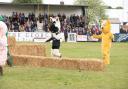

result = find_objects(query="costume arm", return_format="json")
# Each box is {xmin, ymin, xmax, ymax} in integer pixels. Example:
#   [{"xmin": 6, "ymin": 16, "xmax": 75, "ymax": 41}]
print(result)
[
  {"xmin": 45, "ymin": 37, "xmax": 53, "ymax": 42},
  {"xmin": 110, "ymin": 33, "xmax": 114, "ymax": 40},
  {"xmin": 92, "ymin": 34, "xmax": 102, "ymax": 39}
]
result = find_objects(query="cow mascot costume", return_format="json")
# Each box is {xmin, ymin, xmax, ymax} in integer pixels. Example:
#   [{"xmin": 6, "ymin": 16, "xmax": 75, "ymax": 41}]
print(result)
[
  {"xmin": 45, "ymin": 16, "xmax": 62, "ymax": 58},
  {"xmin": 92, "ymin": 20, "xmax": 114, "ymax": 65},
  {"xmin": 0, "ymin": 16, "xmax": 8, "ymax": 76}
]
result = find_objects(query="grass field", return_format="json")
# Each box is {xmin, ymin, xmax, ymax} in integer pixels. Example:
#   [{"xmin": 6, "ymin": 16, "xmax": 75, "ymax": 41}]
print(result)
[{"xmin": 0, "ymin": 42, "xmax": 128, "ymax": 89}]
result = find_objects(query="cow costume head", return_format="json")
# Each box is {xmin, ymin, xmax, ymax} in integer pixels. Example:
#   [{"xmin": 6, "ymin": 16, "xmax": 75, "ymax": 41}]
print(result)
[{"xmin": 49, "ymin": 16, "xmax": 61, "ymax": 33}]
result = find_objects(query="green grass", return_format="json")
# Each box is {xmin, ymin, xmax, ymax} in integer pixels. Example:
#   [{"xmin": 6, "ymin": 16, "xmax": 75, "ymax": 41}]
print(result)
[{"xmin": 0, "ymin": 42, "xmax": 128, "ymax": 89}]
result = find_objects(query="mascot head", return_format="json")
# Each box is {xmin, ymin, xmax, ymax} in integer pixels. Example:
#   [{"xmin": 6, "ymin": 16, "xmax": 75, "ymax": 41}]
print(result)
[
  {"xmin": 101, "ymin": 20, "xmax": 111, "ymax": 34},
  {"xmin": 49, "ymin": 16, "xmax": 60, "ymax": 33}
]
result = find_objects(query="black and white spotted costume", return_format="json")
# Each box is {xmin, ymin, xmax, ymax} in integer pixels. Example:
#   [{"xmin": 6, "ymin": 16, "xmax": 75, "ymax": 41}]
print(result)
[{"xmin": 46, "ymin": 17, "xmax": 62, "ymax": 58}]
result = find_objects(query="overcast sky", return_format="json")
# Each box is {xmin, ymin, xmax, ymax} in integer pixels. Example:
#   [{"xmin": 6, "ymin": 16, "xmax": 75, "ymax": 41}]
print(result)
[{"xmin": 0, "ymin": 0, "xmax": 127, "ymax": 8}]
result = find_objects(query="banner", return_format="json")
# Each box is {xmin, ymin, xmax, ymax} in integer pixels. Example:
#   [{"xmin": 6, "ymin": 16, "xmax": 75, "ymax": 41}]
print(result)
[
  {"xmin": 114, "ymin": 33, "xmax": 128, "ymax": 42},
  {"xmin": 87, "ymin": 35, "xmax": 98, "ymax": 42},
  {"xmin": 77, "ymin": 35, "xmax": 87, "ymax": 41},
  {"xmin": 8, "ymin": 32, "xmax": 64, "ymax": 42},
  {"xmin": 9, "ymin": 32, "xmax": 128, "ymax": 42},
  {"xmin": 8, "ymin": 32, "xmax": 101, "ymax": 42},
  {"xmin": 8, "ymin": 32, "xmax": 50, "ymax": 42}
]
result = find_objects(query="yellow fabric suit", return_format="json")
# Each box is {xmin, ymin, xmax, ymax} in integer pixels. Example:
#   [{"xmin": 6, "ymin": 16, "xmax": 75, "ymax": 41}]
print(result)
[{"xmin": 93, "ymin": 20, "xmax": 113, "ymax": 65}]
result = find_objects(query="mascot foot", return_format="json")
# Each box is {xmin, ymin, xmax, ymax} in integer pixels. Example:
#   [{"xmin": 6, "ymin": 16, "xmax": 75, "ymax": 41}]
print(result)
[
  {"xmin": 0, "ymin": 66, "xmax": 3, "ymax": 76},
  {"xmin": 60, "ymin": 54, "xmax": 62, "ymax": 58},
  {"xmin": 7, "ymin": 59, "xmax": 13, "ymax": 67},
  {"xmin": 103, "ymin": 60, "xmax": 110, "ymax": 65},
  {"xmin": 52, "ymin": 53, "xmax": 62, "ymax": 59}
]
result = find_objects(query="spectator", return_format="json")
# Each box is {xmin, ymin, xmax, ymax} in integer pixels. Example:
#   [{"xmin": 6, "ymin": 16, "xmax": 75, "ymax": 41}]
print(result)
[
  {"xmin": 13, "ymin": 21, "xmax": 19, "ymax": 32},
  {"xmin": 31, "ymin": 19, "xmax": 37, "ymax": 32},
  {"xmin": 3, "ymin": 12, "xmax": 88, "ymax": 35},
  {"xmin": 64, "ymin": 28, "xmax": 68, "ymax": 42},
  {"xmin": 37, "ymin": 19, "xmax": 43, "ymax": 32}
]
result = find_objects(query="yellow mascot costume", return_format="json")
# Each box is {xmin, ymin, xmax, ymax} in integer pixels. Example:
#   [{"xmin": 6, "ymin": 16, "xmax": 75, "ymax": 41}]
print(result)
[{"xmin": 93, "ymin": 20, "xmax": 114, "ymax": 65}]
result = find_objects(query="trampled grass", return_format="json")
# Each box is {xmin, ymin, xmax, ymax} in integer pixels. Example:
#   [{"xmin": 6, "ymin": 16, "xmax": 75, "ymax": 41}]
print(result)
[{"xmin": 0, "ymin": 42, "xmax": 128, "ymax": 89}]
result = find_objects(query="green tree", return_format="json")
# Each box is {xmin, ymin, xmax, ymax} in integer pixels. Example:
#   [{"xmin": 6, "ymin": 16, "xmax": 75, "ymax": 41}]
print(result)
[
  {"xmin": 115, "ymin": 6, "xmax": 123, "ymax": 9},
  {"xmin": 74, "ymin": 0, "xmax": 107, "ymax": 25},
  {"xmin": 13, "ymin": 0, "xmax": 42, "ymax": 3}
]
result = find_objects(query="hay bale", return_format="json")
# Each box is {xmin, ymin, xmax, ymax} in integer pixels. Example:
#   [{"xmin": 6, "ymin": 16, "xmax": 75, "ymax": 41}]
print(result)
[
  {"xmin": 25, "ymin": 56, "xmax": 43, "ymax": 66},
  {"xmin": 8, "ymin": 36, "xmax": 46, "ymax": 57},
  {"xmin": 8, "ymin": 36, "xmax": 16, "ymax": 55},
  {"xmin": 8, "ymin": 36, "xmax": 16, "ymax": 46},
  {"xmin": 59, "ymin": 59, "xmax": 79, "ymax": 69},
  {"xmin": 12, "ymin": 55, "xmax": 104, "ymax": 71},
  {"xmin": 41, "ymin": 57, "xmax": 60, "ymax": 68},
  {"xmin": 14, "ymin": 44, "xmax": 46, "ymax": 56},
  {"xmin": 78, "ymin": 59, "xmax": 104, "ymax": 71},
  {"xmin": 42, "ymin": 57, "xmax": 104, "ymax": 71},
  {"xmin": 12, "ymin": 55, "xmax": 28, "ymax": 66},
  {"xmin": 40, "ymin": 57, "xmax": 79, "ymax": 70},
  {"xmin": 13, "ymin": 55, "xmax": 43, "ymax": 67}
]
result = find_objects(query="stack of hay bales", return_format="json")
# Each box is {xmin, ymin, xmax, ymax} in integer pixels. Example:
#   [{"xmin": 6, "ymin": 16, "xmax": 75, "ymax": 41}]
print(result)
[
  {"xmin": 8, "ymin": 36, "xmax": 46, "ymax": 65},
  {"xmin": 8, "ymin": 36, "xmax": 104, "ymax": 71}
]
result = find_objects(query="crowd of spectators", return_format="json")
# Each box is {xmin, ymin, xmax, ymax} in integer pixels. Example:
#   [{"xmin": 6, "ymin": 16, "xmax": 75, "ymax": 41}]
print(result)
[{"xmin": 1, "ymin": 12, "xmax": 100, "ymax": 35}]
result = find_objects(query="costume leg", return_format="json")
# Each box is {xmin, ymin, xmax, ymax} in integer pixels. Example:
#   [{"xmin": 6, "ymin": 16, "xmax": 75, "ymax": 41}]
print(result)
[
  {"xmin": 52, "ymin": 49, "xmax": 61, "ymax": 58},
  {"xmin": 0, "ymin": 66, "xmax": 3, "ymax": 76},
  {"xmin": 102, "ymin": 47, "xmax": 110, "ymax": 65},
  {"xmin": 51, "ymin": 49, "xmax": 54, "ymax": 57},
  {"xmin": 7, "ymin": 51, "xmax": 13, "ymax": 67}
]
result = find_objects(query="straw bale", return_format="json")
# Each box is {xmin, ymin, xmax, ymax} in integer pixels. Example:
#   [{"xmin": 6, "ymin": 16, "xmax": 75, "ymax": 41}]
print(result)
[
  {"xmin": 42, "ymin": 58, "xmax": 104, "ymax": 71},
  {"xmin": 26, "ymin": 56, "xmax": 43, "ymax": 66},
  {"xmin": 12, "ymin": 55, "xmax": 28, "ymax": 66},
  {"xmin": 14, "ymin": 44, "xmax": 46, "ymax": 56},
  {"xmin": 13, "ymin": 55, "xmax": 43, "ymax": 67},
  {"xmin": 40, "ymin": 57, "xmax": 79, "ymax": 70},
  {"xmin": 12, "ymin": 55, "xmax": 104, "ymax": 71},
  {"xmin": 57, "ymin": 59, "xmax": 79, "ymax": 69},
  {"xmin": 8, "ymin": 36, "xmax": 16, "ymax": 46},
  {"xmin": 7, "ymin": 36, "xmax": 46, "ymax": 57},
  {"xmin": 78, "ymin": 59, "xmax": 104, "ymax": 71},
  {"xmin": 41, "ymin": 57, "xmax": 60, "ymax": 68},
  {"xmin": 8, "ymin": 36, "xmax": 16, "ymax": 55}
]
